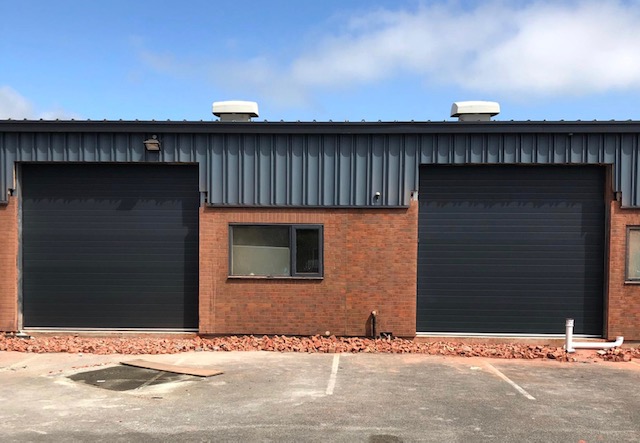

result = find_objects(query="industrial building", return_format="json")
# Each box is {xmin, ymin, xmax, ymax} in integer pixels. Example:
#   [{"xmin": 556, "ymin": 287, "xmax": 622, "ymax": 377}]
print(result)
[{"xmin": 0, "ymin": 101, "xmax": 638, "ymax": 340}]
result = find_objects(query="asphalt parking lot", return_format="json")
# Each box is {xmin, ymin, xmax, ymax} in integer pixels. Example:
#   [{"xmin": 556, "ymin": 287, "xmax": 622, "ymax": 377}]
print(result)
[{"xmin": 1, "ymin": 351, "xmax": 639, "ymax": 442}]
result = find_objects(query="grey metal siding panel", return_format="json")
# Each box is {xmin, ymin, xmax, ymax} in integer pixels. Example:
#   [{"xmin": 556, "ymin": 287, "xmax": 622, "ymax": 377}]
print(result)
[
  {"xmin": 0, "ymin": 126, "xmax": 639, "ymax": 207},
  {"xmin": 417, "ymin": 165, "xmax": 605, "ymax": 335}
]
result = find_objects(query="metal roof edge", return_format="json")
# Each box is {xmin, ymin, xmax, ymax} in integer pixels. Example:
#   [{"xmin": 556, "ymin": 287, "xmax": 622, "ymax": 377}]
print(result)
[
  {"xmin": 203, "ymin": 203, "xmax": 411, "ymax": 209},
  {"xmin": 2, "ymin": 120, "xmax": 640, "ymax": 134}
]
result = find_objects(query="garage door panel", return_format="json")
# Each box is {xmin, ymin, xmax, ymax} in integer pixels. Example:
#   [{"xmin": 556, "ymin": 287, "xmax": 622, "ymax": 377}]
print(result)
[
  {"xmin": 24, "ymin": 253, "xmax": 195, "ymax": 264},
  {"xmin": 420, "ymin": 256, "xmax": 601, "ymax": 264},
  {"xmin": 27, "ymin": 291, "xmax": 198, "ymax": 304},
  {"xmin": 417, "ymin": 165, "xmax": 605, "ymax": 335},
  {"xmin": 420, "ymin": 281, "xmax": 603, "ymax": 290},
  {"xmin": 23, "ymin": 252, "xmax": 196, "ymax": 265},
  {"xmin": 22, "ymin": 163, "xmax": 199, "ymax": 329},
  {"xmin": 422, "ymin": 228, "xmax": 603, "ymax": 236},
  {"xmin": 24, "ymin": 285, "xmax": 198, "ymax": 297},
  {"xmin": 419, "ymin": 265, "xmax": 597, "ymax": 276},
  {"xmin": 25, "ymin": 307, "xmax": 195, "ymax": 329},
  {"xmin": 23, "ymin": 219, "xmax": 198, "ymax": 231},
  {"xmin": 418, "ymin": 295, "xmax": 603, "ymax": 308},
  {"xmin": 421, "ymin": 222, "xmax": 604, "ymax": 231}
]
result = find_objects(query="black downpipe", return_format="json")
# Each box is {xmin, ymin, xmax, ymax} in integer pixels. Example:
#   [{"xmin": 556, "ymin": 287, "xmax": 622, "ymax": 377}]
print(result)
[{"xmin": 371, "ymin": 310, "xmax": 377, "ymax": 339}]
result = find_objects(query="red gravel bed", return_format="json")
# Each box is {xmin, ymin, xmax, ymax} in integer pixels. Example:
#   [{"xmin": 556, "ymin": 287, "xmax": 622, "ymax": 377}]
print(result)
[{"xmin": 1, "ymin": 334, "xmax": 639, "ymax": 362}]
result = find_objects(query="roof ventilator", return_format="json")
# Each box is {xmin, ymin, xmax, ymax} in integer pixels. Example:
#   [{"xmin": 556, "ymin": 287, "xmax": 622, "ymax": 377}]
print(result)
[
  {"xmin": 212, "ymin": 100, "xmax": 259, "ymax": 122},
  {"xmin": 451, "ymin": 101, "xmax": 500, "ymax": 122}
]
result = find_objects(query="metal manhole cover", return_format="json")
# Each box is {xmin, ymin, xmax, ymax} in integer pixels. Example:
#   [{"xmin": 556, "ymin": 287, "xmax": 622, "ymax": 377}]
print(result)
[{"xmin": 68, "ymin": 365, "xmax": 197, "ymax": 391}]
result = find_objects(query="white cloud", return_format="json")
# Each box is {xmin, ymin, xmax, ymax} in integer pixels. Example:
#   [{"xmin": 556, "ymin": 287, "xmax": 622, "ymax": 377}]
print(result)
[
  {"xmin": 286, "ymin": 0, "xmax": 640, "ymax": 96},
  {"xmin": 463, "ymin": 1, "xmax": 640, "ymax": 94},
  {"xmin": 138, "ymin": 1, "xmax": 640, "ymax": 105},
  {"xmin": 0, "ymin": 86, "xmax": 35, "ymax": 119},
  {"xmin": 0, "ymin": 86, "xmax": 79, "ymax": 120}
]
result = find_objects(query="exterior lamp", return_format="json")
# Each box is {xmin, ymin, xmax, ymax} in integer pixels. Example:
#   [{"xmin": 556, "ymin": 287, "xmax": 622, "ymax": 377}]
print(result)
[{"xmin": 144, "ymin": 135, "xmax": 161, "ymax": 151}]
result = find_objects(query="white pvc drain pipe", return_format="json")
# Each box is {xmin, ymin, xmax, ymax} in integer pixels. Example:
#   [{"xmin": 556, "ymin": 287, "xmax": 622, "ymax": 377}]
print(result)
[{"xmin": 564, "ymin": 318, "xmax": 624, "ymax": 353}]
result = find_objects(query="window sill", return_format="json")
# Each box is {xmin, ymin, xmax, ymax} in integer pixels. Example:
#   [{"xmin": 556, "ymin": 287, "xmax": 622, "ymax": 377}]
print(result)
[
  {"xmin": 624, "ymin": 280, "xmax": 640, "ymax": 285},
  {"xmin": 227, "ymin": 275, "xmax": 323, "ymax": 281}
]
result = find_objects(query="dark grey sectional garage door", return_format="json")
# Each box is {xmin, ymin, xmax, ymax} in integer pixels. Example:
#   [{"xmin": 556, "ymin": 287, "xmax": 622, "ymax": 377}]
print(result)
[
  {"xmin": 417, "ymin": 165, "xmax": 605, "ymax": 335},
  {"xmin": 22, "ymin": 163, "xmax": 199, "ymax": 329}
]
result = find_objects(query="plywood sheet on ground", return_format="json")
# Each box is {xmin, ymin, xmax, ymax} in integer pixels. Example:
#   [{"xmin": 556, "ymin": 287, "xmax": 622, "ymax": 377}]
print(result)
[{"xmin": 121, "ymin": 359, "xmax": 223, "ymax": 377}]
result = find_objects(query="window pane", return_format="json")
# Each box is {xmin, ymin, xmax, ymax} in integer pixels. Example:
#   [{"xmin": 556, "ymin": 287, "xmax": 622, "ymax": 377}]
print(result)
[
  {"xmin": 295, "ymin": 228, "xmax": 320, "ymax": 274},
  {"xmin": 233, "ymin": 226, "xmax": 289, "ymax": 247},
  {"xmin": 232, "ymin": 226, "xmax": 290, "ymax": 276},
  {"xmin": 628, "ymin": 229, "xmax": 640, "ymax": 279}
]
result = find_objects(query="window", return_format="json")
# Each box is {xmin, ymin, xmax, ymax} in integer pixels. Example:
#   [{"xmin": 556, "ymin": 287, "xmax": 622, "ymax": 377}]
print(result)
[
  {"xmin": 230, "ymin": 225, "xmax": 323, "ymax": 277},
  {"xmin": 627, "ymin": 227, "xmax": 640, "ymax": 281}
]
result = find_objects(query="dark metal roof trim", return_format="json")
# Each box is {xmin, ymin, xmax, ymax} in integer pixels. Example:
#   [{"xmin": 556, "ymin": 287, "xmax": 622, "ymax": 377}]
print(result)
[
  {"xmin": 3, "ymin": 120, "xmax": 640, "ymax": 134},
  {"xmin": 203, "ymin": 203, "xmax": 411, "ymax": 209}
]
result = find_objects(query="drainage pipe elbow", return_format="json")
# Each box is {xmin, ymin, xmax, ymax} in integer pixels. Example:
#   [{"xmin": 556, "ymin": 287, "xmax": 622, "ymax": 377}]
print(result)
[
  {"xmin": 564, "ymin": 318, "xmax": 624, "ymax": 353},
  {"xmin": 567, "ymin": 336, "xmax": 624, "ymax": 352}
]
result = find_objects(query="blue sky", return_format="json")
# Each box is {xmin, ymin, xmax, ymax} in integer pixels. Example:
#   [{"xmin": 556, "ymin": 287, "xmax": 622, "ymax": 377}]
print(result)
[{"xmin": 2, "ymin": 0, "xmax": 640, "ymax": 122}]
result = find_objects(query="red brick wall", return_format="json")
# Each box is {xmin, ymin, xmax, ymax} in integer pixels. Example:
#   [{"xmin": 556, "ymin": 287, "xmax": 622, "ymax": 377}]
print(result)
[
  {"xmin": 608, "ymin": 200, "xmax": 640, "ymax": 340},
  {"xmin": 0, "ymin": 198, "xmax": 18, "ymax": 331},
  {"xmin": 199, "ymin": 201, "xmax": 418, "ymax": 337}
]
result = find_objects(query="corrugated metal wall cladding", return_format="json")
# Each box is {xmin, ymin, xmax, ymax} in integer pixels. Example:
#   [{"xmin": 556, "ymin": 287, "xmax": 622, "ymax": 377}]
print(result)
[
  {"xmin": 198, "ymin": 133, "xmax": 414, "ymax": 206},
  {"xmin": 1, "ymin": 130, "xmax": 640, "ymax": 206}
]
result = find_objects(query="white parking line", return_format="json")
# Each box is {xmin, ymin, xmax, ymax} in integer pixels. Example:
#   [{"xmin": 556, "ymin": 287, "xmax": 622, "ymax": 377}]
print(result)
[
  {"xmin": 135, "ymin": 371, "xmax": 165, "ymax": 390},
  {"xmin": 485, "ymin": 363, "xmax": 536, "ymax": 400},
  {"xmin": 325, "ymin": 354, "xmax": 340, "ymax": 395}
]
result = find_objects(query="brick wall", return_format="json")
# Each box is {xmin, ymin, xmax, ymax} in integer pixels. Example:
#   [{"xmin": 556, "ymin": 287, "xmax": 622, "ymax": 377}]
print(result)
[
  {"xmin": 0, "ymin": 198, "xmax": 18, "ymax": 331},
  {"xmin": 199, "ymin": 201, "xmax": 418, "ymax": 337},
  {"xmin": 608, "ymin": 200, "xmax": 640, "ymax": 340}
]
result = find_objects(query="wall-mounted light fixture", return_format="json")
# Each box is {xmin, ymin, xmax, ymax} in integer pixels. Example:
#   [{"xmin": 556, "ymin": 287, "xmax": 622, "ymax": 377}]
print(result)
[{"xmin": 143, "ymin": 135, "xmax": 161, "ymax": 151}]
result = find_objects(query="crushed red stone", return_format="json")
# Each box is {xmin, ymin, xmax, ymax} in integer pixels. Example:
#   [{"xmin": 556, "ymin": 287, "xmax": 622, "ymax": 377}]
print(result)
[{"xmin": 1, "ymin": 334, "xmax": 638, "ymax": 362}]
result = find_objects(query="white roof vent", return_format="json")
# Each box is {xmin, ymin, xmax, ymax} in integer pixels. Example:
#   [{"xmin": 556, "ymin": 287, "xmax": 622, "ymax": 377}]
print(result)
[
  {"xmin": 212, "ymin": 100, "xmax": 259, "ymax": 122},
  {"xmin": 451, "ymin": 101, "xmax": 500, "ymax": 121}
]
